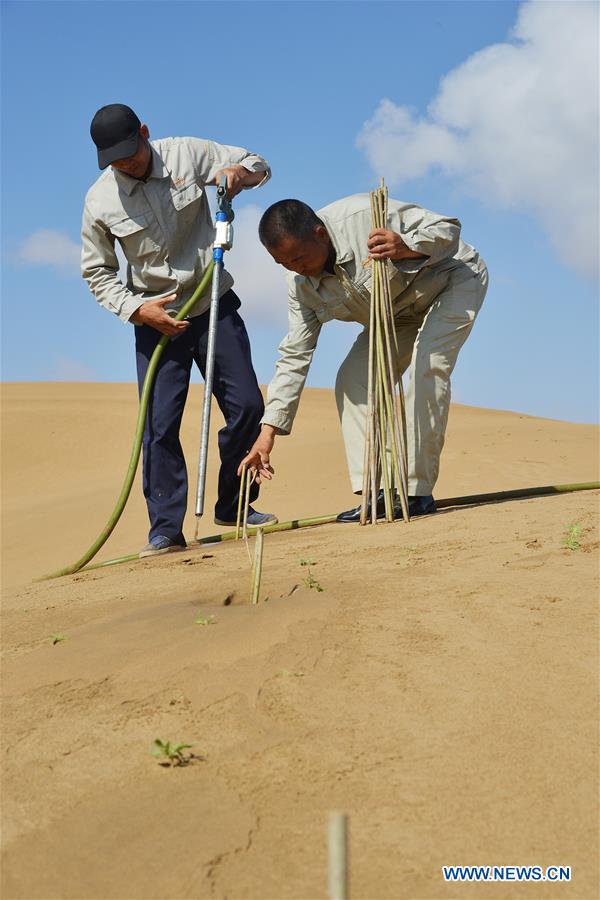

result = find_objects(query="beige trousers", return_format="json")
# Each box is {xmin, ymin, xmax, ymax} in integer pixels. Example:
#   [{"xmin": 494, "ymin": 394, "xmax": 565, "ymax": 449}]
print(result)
[{"xmin": 335, "ymin": 269, "xmax": 488, "ymax": 495}]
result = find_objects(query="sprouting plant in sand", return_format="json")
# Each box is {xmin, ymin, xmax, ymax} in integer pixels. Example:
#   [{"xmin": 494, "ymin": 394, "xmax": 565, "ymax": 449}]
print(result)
[
  {"xmin": 278, "ymin": 668, "xmax": 305, "ymax": 678},
  {"xmin": 152, "ymin": 739, "xmax": 194, "ymax": 767},
  {"xmin": 49, "ymin": 634, "xmax": 67, "ymax": 645},
  {"xmin": 194, "ymin": 614, "xmax": 216, "ymax": 626},
  {"xmin": 304, "ymin": 570, "xmax": 324, "ymax": 592},
  {"xmin": 299, "ymin": 557, "xmax": 317, "ymax": 567},
  {"xmin": 562, "ymin": 524, "xmax": 582, "ymax": 550}
]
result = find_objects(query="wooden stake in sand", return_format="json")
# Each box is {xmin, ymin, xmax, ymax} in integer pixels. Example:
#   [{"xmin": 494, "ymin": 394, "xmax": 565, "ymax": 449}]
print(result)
[
  {"xmin": 360, "ymin": 179, "xmax": 410, "ymax": 525},
  {"xmin": 249, "ymin": 527, "xmax": 264, "ymax": 605},
  {"xmin": 328, "ymin": 812, "xmax": 349, "ymax": 900}
]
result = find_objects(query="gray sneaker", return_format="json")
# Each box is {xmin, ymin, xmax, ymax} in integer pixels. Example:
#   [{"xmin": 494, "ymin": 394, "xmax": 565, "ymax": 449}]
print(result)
[
  {"xmin": 214, "ymin": 508, "xmax": 279, "ymax": 528},
  {"xmin": 139, "ymin": 535, "xmax": 187, "ymax": 558}
]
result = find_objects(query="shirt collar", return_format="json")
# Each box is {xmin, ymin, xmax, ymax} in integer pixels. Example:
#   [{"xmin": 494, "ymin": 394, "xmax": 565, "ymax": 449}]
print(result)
[
  {"xmin": 113, "ymin": 145, "xmax": 169, "ymax": 195},
  {"xmin": 306, "ymin": 217, "xmax": 353, "ymax": 289}
]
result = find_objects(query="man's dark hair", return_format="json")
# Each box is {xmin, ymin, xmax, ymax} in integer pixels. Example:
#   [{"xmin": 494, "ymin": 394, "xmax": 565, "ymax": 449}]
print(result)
[{"xmin": 258, "ymin": 200, "xmax": 323, "ymax": 248}]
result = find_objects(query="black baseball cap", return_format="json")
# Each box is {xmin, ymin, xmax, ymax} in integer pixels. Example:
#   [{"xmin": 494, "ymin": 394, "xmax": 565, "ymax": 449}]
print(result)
[{"xmin": 90, "ymin": 104, "xmax": 142, "ymax": 169}]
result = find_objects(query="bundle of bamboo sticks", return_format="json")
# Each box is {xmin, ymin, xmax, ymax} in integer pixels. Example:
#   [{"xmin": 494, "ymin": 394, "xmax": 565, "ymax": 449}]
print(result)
[{"xmin": 360, "ymin": 179, "xmax": 410, "ymax": 525}]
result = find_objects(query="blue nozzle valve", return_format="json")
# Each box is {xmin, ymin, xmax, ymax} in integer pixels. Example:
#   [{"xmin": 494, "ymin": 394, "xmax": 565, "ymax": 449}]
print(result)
[
  {"xmin": 216, "ymin": 175, "xmax": 235, "ymax": 222},
  {"xmin": 214, "ymin": 176, "xmax": 234, "ymax": 256}
]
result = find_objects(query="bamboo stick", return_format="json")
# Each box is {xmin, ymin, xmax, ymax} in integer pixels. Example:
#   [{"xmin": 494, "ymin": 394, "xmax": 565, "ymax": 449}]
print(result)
[
  {"xmin": 377, "ymin": 377, "xmax": 393, "ymax": 520},
  {"xmin": 360, "ymin": 343, "xmax": 374, "ymax": 525},
  {"xmin": 235, "ymin": 464, "xmax": 247, "ymax": 540},
  {"xmin": 378, "ymin": 278, "xmax": 410, "ymax": 521},
  {"xmin": 328, "ymin": 812, "xmax": 349, "ymax": 900},
  {"xmin": 250, "ymin": 527, "xmax": 264, "ymax": 604},
  {"xmin": 375, "ymin": 305, "xmax": 394, "ymax": 520},
  {"xmin": 380, "ymin": 181, "xmax": 409, "ymax": 519},
  {"xmin": 369, "ymin": 350, "xmax": 378, "ymax": 524},
  {"xmin": 381, "ymin": 260, "xmax": 409, "ymax": 454},
  {"xmin": 242, "ymin": 468, "xmax": 255, "ymax": 541},
  {"xmin": 378, "ymin": 246, "xmax": 410, "ymax": 519},
  {"xmin": 361, "ymin": 199, "xmax": 379, "ymax": 526},
  {"xmin": 374, "ymin": 281, "xmax": 402, "ymax": 517}
]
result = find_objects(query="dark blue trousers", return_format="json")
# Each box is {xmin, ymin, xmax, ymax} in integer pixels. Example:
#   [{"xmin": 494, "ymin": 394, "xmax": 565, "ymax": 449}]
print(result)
[{"xmin": 135, "ymin": 290, "xmax": 262, "ymax": 543}]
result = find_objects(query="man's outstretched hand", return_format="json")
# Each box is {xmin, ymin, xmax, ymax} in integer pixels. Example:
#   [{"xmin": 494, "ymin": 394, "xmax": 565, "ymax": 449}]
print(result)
[{"xmin": 238, "ymin": 425, "xmax": 277, "ymax": 484}]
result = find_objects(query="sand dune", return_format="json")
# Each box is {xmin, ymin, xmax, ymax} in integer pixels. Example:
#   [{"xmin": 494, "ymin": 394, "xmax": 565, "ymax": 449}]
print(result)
[
  {"xmin": 1, "ymin": 383, "xmax": 598, "ymax": 899},
  {"xmin": 2, "ymin": 383, "xmax": 597, "ymax": 587}
]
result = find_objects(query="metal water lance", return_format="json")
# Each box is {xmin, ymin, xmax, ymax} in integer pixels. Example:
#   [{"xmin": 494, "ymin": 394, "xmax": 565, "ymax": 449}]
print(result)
[{"xmin": 194, "ymin": 176, "xmax": 235, "ymax": 536}]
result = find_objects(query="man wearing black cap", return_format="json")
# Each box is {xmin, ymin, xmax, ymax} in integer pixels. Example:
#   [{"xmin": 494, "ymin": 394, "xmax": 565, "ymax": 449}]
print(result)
[{"xmin": 82, "ymin": 104, "xmax": 277, "ymax": 556}]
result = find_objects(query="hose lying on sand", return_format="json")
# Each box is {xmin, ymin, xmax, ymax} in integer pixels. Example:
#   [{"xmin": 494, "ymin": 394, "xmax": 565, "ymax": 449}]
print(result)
[
  {"xmin": 39, "ymin": 481, "xmax": 599, "ymax": 580},
  {"xmin": 41, "ymin": 263, "xmax": 215, "ymax": 581}
]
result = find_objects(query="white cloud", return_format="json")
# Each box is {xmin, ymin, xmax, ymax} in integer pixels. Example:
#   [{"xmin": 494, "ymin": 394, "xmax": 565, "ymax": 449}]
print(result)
[
  {"xmin": 225, "ymin": 204, "xmax": 289, "ymax": 328},
  {"xmin": 18, "ymin": 229, "xmax": 81, "ymax": 274},
  {"xmin": 357, "ymin": 0, "xmax": 599, "ymax": 277}
]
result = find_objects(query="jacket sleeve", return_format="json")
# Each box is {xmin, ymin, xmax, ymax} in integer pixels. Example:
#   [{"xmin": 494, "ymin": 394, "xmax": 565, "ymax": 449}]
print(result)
[
  {"xmin": 189, "ymin": 138, "xmax": 271, "ymax": 188},
  {"xmin": 81, "ymin": 202, "xmax": 144, "ymax": 323},
  {"xmin": 261, "ymin": 288, "xmax": 322, "ymax": 435},
  {"xmin": 389, "ymin": 202, "xmax": 462, "ymax": 272}
]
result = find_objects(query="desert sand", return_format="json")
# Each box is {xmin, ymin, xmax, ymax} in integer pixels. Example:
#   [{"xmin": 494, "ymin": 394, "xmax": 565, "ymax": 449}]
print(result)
[{"xmin": 1, "ymin": 382, "xmax": 598, "ymax": 899}]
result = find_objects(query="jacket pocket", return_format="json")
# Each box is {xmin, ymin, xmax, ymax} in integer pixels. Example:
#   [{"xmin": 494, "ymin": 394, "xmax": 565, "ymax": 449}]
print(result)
[
  {"xmin": 171, "ymin": 182, "xmax": 204, "ymax": 237},
  {"xmin": 171, "ymin": 181, "xmax": 203, "ymax": 211},
  {"xmin": 110, "ymin": 214, "xmax": 159, "ymax": 259}
]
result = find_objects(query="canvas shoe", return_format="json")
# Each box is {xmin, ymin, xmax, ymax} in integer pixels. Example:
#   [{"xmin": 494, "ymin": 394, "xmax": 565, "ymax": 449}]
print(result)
[
  {"xmin": 214, "ymin": 508, "xmax": 278, "ymax": 528},
  {"xmin": 139, "ymin": 535, "xmax": 187, "ymax": 558}
]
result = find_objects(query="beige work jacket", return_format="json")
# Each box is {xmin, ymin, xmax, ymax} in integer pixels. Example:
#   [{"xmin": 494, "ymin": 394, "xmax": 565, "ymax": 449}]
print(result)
[
  {"xmin": 81, "ymin": 137, "xmax": 270, "ymax": 323},
  {"xmin": 262, "ymin": 193, "xmax": 486, "ymax": 434}
]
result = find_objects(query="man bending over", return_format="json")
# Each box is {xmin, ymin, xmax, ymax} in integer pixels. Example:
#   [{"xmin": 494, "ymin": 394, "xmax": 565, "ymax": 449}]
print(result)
[{"xmin": 240, "ymin": 194, "xmax": 488, "ymax": 521}]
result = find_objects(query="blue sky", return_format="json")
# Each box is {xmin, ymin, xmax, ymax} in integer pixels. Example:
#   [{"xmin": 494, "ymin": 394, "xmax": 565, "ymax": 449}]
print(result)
[{"xmin": 1, "ymin": 0, "xmax": 598, "ymax": 423}]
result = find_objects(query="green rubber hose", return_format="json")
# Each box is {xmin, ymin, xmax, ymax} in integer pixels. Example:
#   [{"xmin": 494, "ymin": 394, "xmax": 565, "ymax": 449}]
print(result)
[
  {"xmin": 42, "ymin": 263, "xmax": 214, "ymax": 579},
  {"xmin": 39, "ymin": 480, "xmax": 599, "ymax": 579}
]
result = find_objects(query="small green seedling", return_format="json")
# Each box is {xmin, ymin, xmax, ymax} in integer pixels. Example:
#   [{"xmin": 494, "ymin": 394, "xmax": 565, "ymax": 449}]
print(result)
[
  {"xmin": 304, "ymin": 570, "xmax": 324, "ymax": 592},
  {"xmin": 299, "ymin": 557, "xmax": 317, "ymax": 567},
  {"xmin": 152, "ymin": 738, "xmax": 194, "ymax": 767},
  {"xmin": 194, "ymin": 614, "xmax": 216, "ymax": 626},
  {"xmin": 562, "ymin": 524, "xmax": 582, "ymax": 551},
  {"xmin": 49, "ymin": 634, "xmax": 67, "ymax": 645},
  {"xmin": 278, "ymin": 668, "xmax": 305, "ymax": 678}
]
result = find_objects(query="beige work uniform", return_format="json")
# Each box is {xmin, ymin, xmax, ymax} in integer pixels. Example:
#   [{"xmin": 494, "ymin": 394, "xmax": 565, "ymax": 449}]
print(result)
[
  {"xmin": 81, "ymin": 137, "xmax": 270, "ymax": 322},
  {"xmin": 262, "ymin": 194, "xmax": 488, "ymax": 495}
]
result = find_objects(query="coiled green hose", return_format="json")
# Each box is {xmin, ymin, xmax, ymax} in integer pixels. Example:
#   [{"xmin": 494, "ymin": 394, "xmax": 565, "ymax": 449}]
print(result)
[{"xmin": 42, "ymin": 263, "xmax": 214, "ymax": 579}]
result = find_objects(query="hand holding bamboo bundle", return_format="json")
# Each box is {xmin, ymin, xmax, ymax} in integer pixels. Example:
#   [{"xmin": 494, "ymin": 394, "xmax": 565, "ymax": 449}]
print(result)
[{"xmin": 360, "ymin": 180, "xmax": 410, "ymax": 525}]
